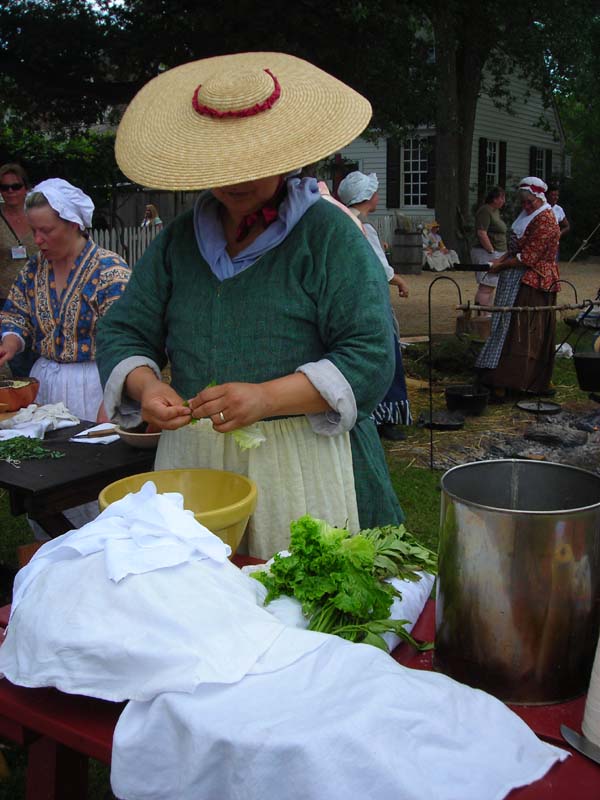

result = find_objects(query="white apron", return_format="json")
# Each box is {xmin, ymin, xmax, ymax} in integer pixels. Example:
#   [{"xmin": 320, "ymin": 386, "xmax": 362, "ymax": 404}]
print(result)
[{"xmin": 155, "ymin": 416, "xmax": 360, "ymax": 559}]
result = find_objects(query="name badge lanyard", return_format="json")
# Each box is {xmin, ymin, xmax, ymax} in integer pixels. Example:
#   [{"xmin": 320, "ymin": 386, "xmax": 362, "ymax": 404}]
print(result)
[{"xmin": 1, "ymin": 211, "xmax": 28, "ymax": 259}]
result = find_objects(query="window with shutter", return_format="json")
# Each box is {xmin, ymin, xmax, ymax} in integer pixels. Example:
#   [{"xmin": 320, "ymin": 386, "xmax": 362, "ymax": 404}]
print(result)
[
  {"xmin": 401, "ymin": 137, "xmax": 429, "ymax": 208},
  {"xmin": 545, "ymin": 149, "xmax": 553, "ymax": 182},
  {"xmin": 386, "ymin": 139, "xmax": 401, "ymax": 208}
]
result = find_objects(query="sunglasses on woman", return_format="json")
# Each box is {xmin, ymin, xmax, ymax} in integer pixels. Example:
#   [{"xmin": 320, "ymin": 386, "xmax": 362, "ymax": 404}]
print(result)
[{"xmin": 0, "ymin": 182, "xmax": 24, "ymax": 192}]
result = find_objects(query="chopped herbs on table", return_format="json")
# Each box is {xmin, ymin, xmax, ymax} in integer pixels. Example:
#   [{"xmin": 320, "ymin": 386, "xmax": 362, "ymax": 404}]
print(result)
[
  {"xmin": 253, "ymin": 515, "xmax": 437, "ymax": 652},
  {"xmin": 0, "ymin": 436, "xmax": 65, "ymax": 466}
]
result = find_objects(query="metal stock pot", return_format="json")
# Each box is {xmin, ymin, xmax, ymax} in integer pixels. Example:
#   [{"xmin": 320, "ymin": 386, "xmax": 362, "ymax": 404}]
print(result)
[{"xmin": 436, "ymin": 459, "xmax": 600, "ymax": 704}]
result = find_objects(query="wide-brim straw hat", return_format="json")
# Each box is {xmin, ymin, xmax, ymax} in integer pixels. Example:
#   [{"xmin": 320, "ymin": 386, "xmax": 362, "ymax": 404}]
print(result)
[{"xmin": 115, "ymin": 51, "xmax": 372, "ymax": 190}]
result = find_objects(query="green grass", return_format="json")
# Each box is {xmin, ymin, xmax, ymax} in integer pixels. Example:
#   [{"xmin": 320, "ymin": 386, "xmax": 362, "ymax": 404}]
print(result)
[{"xmin": 386, "ymin": 458, "xmax": 442, "ymax": 553}]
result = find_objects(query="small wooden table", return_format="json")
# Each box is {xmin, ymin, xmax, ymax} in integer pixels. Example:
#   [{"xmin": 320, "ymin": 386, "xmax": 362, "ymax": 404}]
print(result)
[{"xmin": 0, "ymin": 421, "xmax": 155, "ymax": 538}]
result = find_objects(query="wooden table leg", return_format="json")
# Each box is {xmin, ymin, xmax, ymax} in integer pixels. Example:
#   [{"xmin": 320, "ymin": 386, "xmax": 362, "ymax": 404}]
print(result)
[
  {"xmin": 28, "ymin": 512, "xmax": 73, "ymax": 538},
  {"xmin": 26, "ymin": 736, "xmax": 88, "ymax": 800}
]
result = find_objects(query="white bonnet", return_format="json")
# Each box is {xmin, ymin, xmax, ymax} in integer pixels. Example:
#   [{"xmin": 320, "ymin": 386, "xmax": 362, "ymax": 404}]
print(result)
[
  {"xmin": 337, "ymin": 171, "xmax": 378, "ymax": 206},
  {"xmin": 518, "ymin": 176, "xmax": 548, "ymax": 202},
  {"xmin": 28, "ymin": 178, "xmax": 95, "ymax": 230}
]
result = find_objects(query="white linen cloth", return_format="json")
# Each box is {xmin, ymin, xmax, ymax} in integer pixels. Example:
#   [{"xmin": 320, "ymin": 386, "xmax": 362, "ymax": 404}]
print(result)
[
  {"xmin": 0, "ymin": 482, "xmax": 300, "ymax": 700},
  {"xmin": 0, "ymin": 484, "xmax": 567, "ymax": 800},
  {"xmin": 70, "ymin": 422, "xmax": 119, "ymax": 445},
  {"xmin": 0, "ymin": 401, "xmax": 79, "ymax": 432},
  {"xmin": 112, "ymin": 636, "xmax": 567, "ymax": 800}
]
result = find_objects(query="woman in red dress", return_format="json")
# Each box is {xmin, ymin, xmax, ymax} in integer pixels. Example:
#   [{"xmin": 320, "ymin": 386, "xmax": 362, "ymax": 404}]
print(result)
[{"xmin": 476, "ymin": 177, "xmax": 560, "ymax": 397}]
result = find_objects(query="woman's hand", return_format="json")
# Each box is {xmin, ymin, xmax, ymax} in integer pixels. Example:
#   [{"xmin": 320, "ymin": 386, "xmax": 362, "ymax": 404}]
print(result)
[
  {"xmin": 96, "ymin": 401, "xmax": 111, "ymax": 424},
  {"xmin": 488, "ymin": 258, "xmax": 505, "ymax": 274},
  {"xmin": 188, "ymin": 382, "xmax": 268, "ymax": 432},
  {"xmin": 390, "ymin": 274, "xmax": 409, "ymax": 298},
  {"xmin": 140, "ymin": 382, "xmax": 192, "ymax": 430},
  {"xmin": 0, "ymin": 334, "xmax": 22, "ymax": 367}
]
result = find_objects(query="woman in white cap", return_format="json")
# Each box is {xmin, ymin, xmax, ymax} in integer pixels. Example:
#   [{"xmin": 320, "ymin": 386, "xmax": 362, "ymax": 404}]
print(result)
[
  {"xmin": 476, "ymin": 176, "xmax": 560, "ymax": 399},
  {"xmin": 0, "ymin": 178, "xmax": 131, "ymax": 421},
  {"xmin": 96, "ymin": 52, "xmax": 405, "ymax": 558},
  {"xmin": 337, "ymin": 170, "xmax": 412, "ymax": 441}
]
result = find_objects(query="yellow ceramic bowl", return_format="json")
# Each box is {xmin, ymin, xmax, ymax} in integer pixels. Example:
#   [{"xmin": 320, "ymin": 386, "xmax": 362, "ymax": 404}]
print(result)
[{"xmin": 98, "ymin": 468, "xmax": 257, "ymax": 554}]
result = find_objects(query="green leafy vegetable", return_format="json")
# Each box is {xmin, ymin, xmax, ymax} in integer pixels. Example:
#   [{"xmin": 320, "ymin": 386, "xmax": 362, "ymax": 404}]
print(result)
[
  {"xmin": 0, "ymin": 436, "xmax": 66, "ymax": 466},
  {"xmin": 230, "ymin": 425, "xmax": 266, "ymax": 450},
  {"xmin": 253, "ymin": 515, "xmax": 437, "ymax": 652},
  {"xmin": 185, "ymin": 381, "xmax": 266, "ymax": 449}
]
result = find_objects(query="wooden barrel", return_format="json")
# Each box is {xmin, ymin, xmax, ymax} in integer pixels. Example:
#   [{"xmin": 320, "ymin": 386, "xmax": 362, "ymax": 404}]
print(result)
[{"xmin": 391, "ymin": 231, "xmax": 423, "ymax": 274}]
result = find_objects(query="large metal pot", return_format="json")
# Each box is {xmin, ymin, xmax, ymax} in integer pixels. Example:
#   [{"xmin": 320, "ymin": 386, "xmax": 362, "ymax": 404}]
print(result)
[{"xmin": 436, "ymin": 459, "xmax": 600, "ymax": 704}]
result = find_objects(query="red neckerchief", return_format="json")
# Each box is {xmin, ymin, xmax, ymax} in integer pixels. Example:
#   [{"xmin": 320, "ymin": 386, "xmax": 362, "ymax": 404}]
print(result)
[{"xmin": 235, "ymin": 179, "xmax": 285, "ymax": 242}]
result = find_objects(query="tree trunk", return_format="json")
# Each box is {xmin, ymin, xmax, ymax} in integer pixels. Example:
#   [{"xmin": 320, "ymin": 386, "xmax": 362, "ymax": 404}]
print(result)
[
  {"xmin": 432, "ymin": 8, "xmax": 484, "ymax": 261},
  {"xmin": 432, "ymin": 8, "xmax": 461, "ymax": 256},
  {"xmin": 456, "ymin": 46, "xmax": 483, "ymax": 246}
]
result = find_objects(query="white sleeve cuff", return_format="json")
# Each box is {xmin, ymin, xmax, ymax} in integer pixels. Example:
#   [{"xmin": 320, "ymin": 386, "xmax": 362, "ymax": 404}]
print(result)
[
  {"xmin": 296, "ymin": 359, "xmax": 357, "ymax": 435},
  {"xmin": 103, "ymin": 356, "xmax": 162, "ymax": 429},
  {"xmin": 1, "ymin": 332, "xmax": 25, "ymax": 353}
]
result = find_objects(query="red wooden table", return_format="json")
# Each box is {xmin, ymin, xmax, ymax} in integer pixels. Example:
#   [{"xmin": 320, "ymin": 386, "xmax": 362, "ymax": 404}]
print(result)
[{"xmin": 0, "ymin": 563, "xmax": 598, "ymax": 799}]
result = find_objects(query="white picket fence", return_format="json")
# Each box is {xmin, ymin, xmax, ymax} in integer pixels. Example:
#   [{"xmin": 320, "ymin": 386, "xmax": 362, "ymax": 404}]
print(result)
[
  {"xmin": 91, "ymin": 215, "xmax": 425, "ymax": 266},
  {"xmin": 90, "ymin": 226, "xmax": 161, "ymax": 265}
]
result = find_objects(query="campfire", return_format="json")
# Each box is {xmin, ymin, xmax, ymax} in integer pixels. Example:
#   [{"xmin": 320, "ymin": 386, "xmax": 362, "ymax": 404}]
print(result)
[{"xmin": 414, "ymin": 405, "xmax": 600, "ymax": 473}]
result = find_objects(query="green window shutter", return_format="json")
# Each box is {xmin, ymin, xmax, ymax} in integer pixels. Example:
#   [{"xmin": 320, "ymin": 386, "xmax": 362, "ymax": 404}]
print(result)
[
  {"xmin": 426, "ymin": 136, "xmax": 436, "ymax": 209},
  {"xmin": 545, "ymin": 149, "xmax": 553, "ymax": 182},
  {"xmin": 386, "ymin": 139, "xmax": 401, "ymax": 208},
  {"xmin": 529, "ymin": 146, "xmax": 537, "ymax": 176},
  {"xmin": 499, "ymin": 141, "xmax": 507, "ymax": 188},
  {"xmin": 478, "ymin": 137, "xmax": 487, "ymax": 202}
]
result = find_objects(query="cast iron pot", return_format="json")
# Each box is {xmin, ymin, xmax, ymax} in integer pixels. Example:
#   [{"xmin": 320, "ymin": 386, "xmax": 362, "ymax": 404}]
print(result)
[
  {"xmin": 445, "ymin": 383, "xmax": 489, "ymax": 416},
  {"xmin": 573, "ymin": 352, "xmax": 600, "ymax": 392}
]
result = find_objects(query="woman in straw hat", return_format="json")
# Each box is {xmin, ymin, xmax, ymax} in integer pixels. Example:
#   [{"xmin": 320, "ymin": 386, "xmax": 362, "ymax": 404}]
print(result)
[
  {"xmin": 421, "ymin": 220, "xmax": 459, "ymax": 272},
  {"xmin": 97, "ymin": 52, "xmax": 404, "ymax": 558}
]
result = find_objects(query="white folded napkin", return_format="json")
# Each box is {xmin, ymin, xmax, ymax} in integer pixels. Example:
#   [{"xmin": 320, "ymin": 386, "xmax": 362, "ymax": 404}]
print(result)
[
  {"xmin": 70, "ymin": 422, "xmax": 119, "ymax": 445},
  {"xmin": 0, "ymin": 402, "xmax": 79, "ymax": 431},
  {"xmin": 0, "ymin": 423, "xmax": 49, "ymax": 440}
]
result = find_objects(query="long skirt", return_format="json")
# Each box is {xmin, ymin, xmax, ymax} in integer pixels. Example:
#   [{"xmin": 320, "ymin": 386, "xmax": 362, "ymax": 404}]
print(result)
[
  {"xmin": 478, "ymin": 284, "xmax": 556, "ymax": 394},
  {"xmin": 29, "ymin": 358, "xmax": 104, "ymax": 537},
  {"xmin": 371, "ymin": 335, "xmax": 412, "ymax": 426}
]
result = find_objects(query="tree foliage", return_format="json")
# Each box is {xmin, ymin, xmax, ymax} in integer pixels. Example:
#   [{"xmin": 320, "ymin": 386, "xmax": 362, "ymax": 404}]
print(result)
[{"xmin": 1, "ymin": 0, "xmax": 598, "ymax": 252}]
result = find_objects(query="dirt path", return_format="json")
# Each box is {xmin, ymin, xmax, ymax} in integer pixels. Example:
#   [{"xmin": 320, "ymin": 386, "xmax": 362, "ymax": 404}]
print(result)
[{"xmin": 391, "ymin": 259, "xmax": 600, "ymax": 337}]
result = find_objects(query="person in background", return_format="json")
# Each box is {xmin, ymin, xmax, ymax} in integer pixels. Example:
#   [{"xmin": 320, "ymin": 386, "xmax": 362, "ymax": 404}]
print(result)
[
  {"xmin": 141, "ymin": 203, "xmax": 163, "ymax": 229},
  {"xmin": 471, "ymin": 186, "xmax": 507, "ymax": 314},
  {"xmin": 0, "ymin": 178, "xmax": 131, "ymax": 421},
  {"xmin": 476, "ymin": 176, "xmax": 560, "ymax": 399},
  {"xmin": 337, "ymin": 170, "xmax": 412, "ymax": 441},
  {"xmin": 0, "ymin": 163, "xmax": 39, "ymax": 376},
  {"xmin": 547, "ymin": 183, "xmax": 570, "ymax": 261},
  {"xmin": 0, "ymin": 178, "xmax": 131, "ymax": 531},
  {"xmin": 421, "ymin": 221, "xmax": 459, "ymax": 272},
  {"xmin": 96, "ymin": 52, "xmax": 405, "ymax": 559}
]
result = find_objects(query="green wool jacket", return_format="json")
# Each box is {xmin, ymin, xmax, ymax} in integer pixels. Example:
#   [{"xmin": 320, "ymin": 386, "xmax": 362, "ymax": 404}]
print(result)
[{"xmin": 97, "ymin": 199, "xmax": 403, "ymax": 527}]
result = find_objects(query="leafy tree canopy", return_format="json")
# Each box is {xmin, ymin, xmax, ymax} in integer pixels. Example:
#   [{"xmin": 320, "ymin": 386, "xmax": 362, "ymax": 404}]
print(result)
[{"xmin": 1, "ymin": 0, "xmax": 598, "ymax": 248}]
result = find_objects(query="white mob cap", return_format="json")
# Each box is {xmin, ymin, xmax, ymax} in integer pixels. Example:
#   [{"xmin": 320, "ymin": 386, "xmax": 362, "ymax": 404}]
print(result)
[
  {"xmin": 517, "ymin": 176, "xmax": 548, "ymax": 203},
  {"xmin": 29, "ymin": 178, "xmax": 95, "ymax": 230},
  {"xmin": 337, "ymin": 171, "xmax": 378, "ymax": 206}
]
